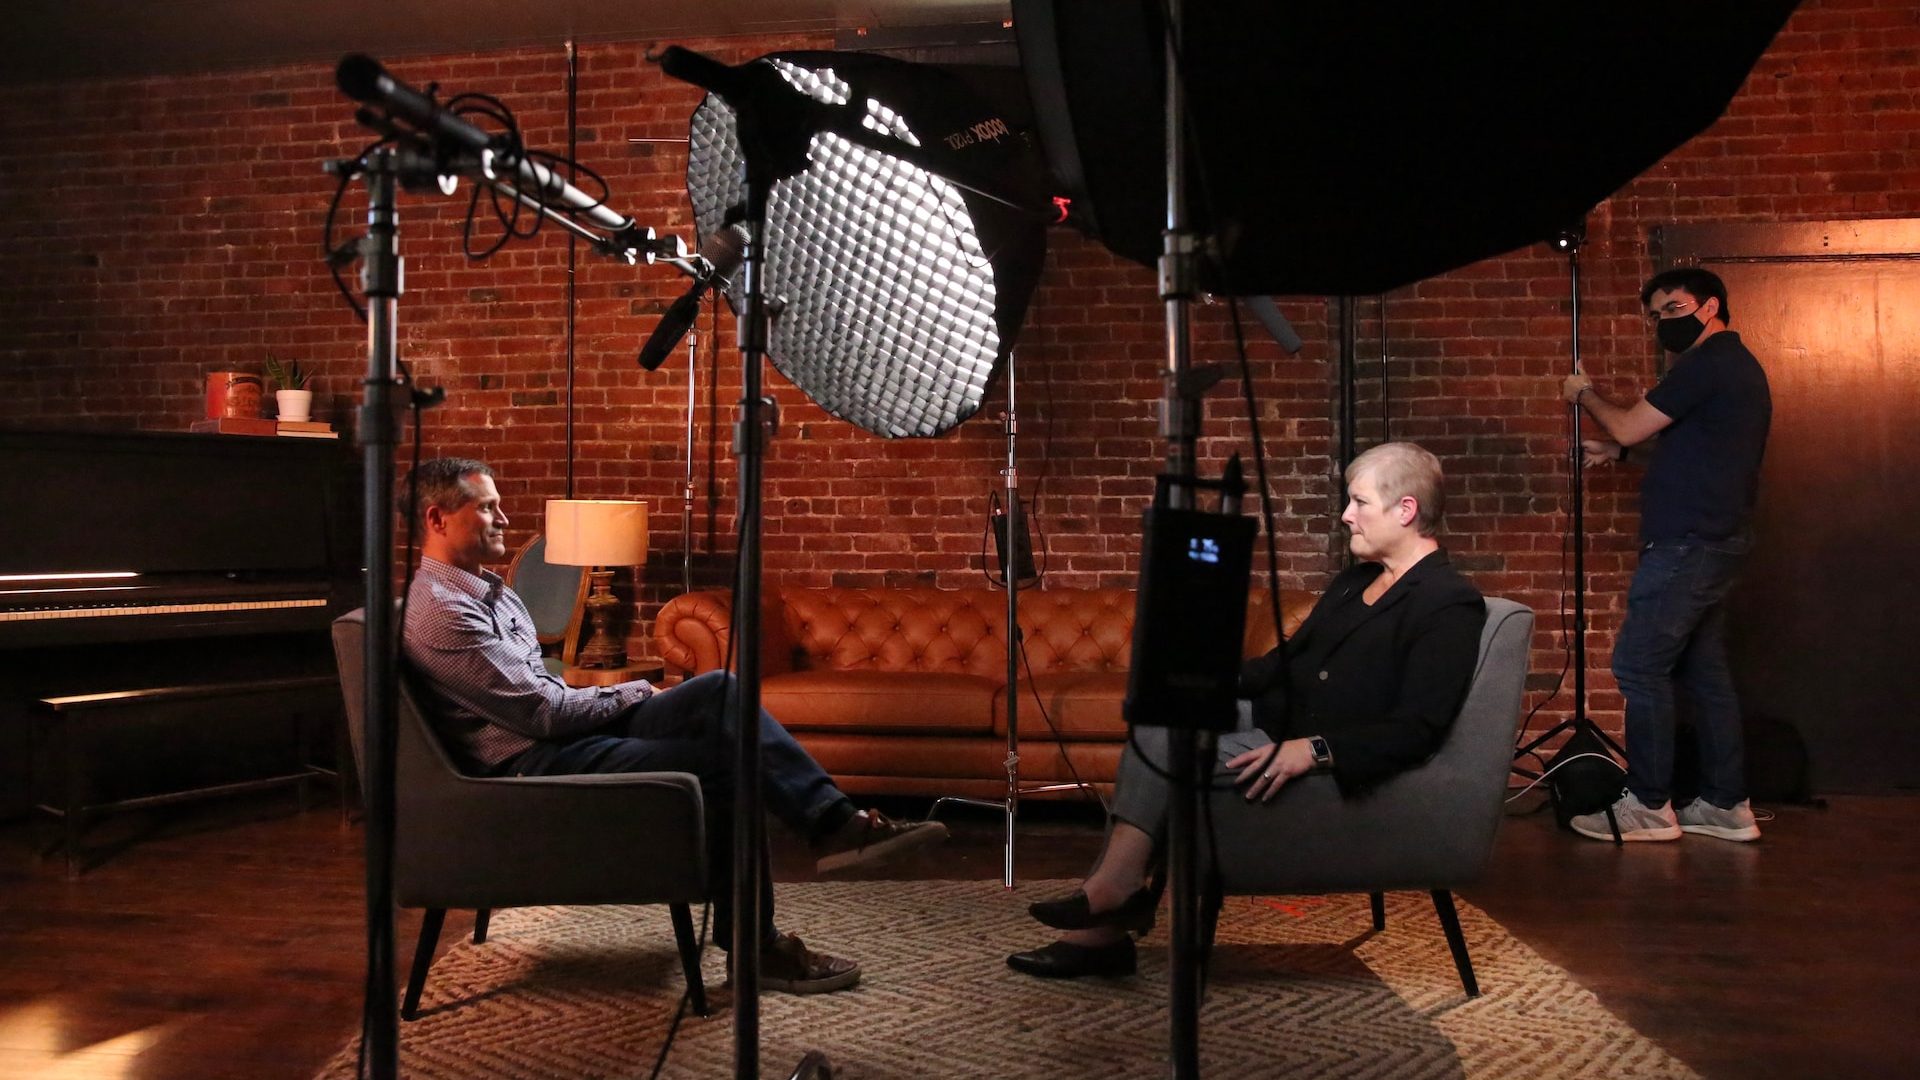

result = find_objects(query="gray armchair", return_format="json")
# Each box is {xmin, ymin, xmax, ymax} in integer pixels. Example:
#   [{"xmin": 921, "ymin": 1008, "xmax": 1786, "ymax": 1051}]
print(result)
[
  {"xmin": 1204, "ymin": 596, "xmax": 1535, "ymax": 996},
  {"xmin": 331, "ymin": 608, "xmax": 711, "ymax": 1019}
]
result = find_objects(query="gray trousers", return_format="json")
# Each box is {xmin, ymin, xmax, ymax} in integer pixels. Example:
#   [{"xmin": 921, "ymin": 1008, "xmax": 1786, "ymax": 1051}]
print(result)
[{"xmin": 1110, "ymin": 700, "xmax": 1273, "ymax": 844}]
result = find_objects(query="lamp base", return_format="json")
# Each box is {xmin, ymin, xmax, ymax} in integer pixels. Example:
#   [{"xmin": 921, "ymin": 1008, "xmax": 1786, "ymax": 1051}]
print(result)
[
  {"xmin": 577, "ymin": 568, "xmax": 629, "ymax": 669},
  {"xmin": 564, "ymin": 660, "xmax": 665, "ymax": 687}
]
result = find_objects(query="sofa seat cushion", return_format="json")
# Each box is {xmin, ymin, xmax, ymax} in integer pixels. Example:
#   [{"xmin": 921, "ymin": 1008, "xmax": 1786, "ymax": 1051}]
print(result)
[
  {"xmin": 762, "ymin": 670, "xmax": 996, "ymax": 736},
  {"xmin": 994, "ymin": 670, "xmax": 1130, "ymax": 741}
]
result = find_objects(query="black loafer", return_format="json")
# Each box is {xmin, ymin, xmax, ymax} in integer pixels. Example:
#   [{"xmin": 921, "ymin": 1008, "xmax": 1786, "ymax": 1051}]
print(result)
[
  {"xmin": 1028, "ymin": 886, "xmax": 1157, "ymax": 934},
  {"xmin": 1006, "ymin": 938, "xmax": 1138, "ymax": 979}
]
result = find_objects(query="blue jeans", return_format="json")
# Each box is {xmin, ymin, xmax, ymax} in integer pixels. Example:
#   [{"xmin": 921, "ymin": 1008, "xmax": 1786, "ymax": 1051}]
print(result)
[
  {"xmin": 1613, "ymin": 534, "xmax": 1751, "ymax": 809},
  {"xmin": 504, "ymin": 670, "xmax": 854, "ymax": 945}
]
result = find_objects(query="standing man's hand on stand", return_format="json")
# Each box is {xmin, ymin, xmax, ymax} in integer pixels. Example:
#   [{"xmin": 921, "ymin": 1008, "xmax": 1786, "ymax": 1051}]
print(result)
[
  {"xmin": 1561, "ymin": 372, "xmax": 1593, "ymax": 404},
  {"xmin": 1581, "ymin": 439, "xmax": 1623, "ymax": 468}
]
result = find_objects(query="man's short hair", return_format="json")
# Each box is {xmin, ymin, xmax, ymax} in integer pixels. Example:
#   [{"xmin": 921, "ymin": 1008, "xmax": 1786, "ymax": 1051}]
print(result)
[
  {"xmin": 1641, "ymin": 267, "xmax": 1732, "ymax": 325},
  {"xmin": 1345, "ymin": 442, "xmax": 1446, "ymax": 537},
  {"xmin": 406, "ymin": 457, "xmax": 492, "ymax": 524}
]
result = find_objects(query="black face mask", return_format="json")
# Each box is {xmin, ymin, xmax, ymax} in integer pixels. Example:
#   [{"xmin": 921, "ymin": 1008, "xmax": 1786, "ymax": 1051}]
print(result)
[{"xmin": 1656, "ymin": 311, "xmax": 1704, "ymax": 354}]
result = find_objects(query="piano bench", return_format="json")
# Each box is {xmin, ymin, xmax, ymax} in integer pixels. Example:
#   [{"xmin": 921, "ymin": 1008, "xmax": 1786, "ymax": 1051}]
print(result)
[{"xmin": 31, "ymin": 674, "xmax": 343, "ymax": 877}]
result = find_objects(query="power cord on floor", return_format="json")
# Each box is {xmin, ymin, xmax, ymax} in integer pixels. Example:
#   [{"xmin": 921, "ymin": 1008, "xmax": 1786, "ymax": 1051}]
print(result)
[
  {"xmin": 1503, "ymin": 752, "xmax": 1620, "ymax": 803},
  {"xmin": 1014, "ymin": 629, "xmax": 1111, "ymax": 816}
]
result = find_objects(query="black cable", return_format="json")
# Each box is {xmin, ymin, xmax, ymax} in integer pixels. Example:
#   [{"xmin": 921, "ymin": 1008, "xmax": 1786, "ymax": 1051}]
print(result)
[
  {"xmin": 1029, "ymin": 317, "xmax": 1056, "ymax": 581},
  {"xmin": 649, "ymin": 484, "xmax": 752, "ymax": 1080},
  {"xmin": 1512, "ymin": 412, "xmax": 1581, "ymax": 752},
  {"xmin": 1012, "ymin": 629, "xmax": 1111, "ymax": 815},
  {"xmin": 1226, "ymin": 300, "xmax": 1287, "ymax": 666},
  {"xmin": 323, "ymin": 137, "xmax": 397, "ymax": 324}
]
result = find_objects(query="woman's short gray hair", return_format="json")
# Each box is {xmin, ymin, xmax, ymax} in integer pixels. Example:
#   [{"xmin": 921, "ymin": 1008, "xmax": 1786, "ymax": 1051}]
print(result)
[{"xmin": 1344, "ymin": 442, "xmax": 1446, "ymax": 536}]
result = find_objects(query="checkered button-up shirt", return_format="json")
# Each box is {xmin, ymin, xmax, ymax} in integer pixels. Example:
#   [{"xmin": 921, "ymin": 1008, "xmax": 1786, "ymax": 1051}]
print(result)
[{"xmin": 402, "ymin": 556, "xmax": 654, "ymax": 769}]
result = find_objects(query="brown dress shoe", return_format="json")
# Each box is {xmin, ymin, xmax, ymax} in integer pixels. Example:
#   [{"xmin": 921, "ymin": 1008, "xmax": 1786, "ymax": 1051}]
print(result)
[{"xmin": 814, "ymin": 809, "xmax": 950, "ymax": 873}]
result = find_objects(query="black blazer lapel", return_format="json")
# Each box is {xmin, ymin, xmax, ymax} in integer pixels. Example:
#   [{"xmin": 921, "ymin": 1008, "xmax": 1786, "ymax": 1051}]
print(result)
[{"xmin": 1306, "ymin": 549, "xmax": 1451, "ymax": 660}]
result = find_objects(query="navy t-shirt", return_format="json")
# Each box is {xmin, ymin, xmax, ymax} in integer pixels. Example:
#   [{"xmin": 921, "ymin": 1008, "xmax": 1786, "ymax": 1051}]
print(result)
[{"xmin": 1640, "ymin": 330, "xmax": 1772, "ymax": 543}]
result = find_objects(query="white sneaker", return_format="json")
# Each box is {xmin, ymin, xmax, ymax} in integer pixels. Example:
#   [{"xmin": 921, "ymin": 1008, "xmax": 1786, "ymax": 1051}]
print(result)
[
  {"xmin": 1569, "ymin": 790, "xmax": 1681, "ymax": 842},
  {"xmin": 1677, "ymin": 798, "xmax": 1761, "ymax": 842}
]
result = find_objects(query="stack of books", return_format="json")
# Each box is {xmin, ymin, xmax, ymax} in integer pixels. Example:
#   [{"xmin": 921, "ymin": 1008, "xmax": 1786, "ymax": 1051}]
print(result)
[
  {"xmin": 189, "ymin": 417, "xmax": 276, "ymax": 436},
  {"xmin": 276, "ymin": 420, "xmax": 339, "ymax": 439}
]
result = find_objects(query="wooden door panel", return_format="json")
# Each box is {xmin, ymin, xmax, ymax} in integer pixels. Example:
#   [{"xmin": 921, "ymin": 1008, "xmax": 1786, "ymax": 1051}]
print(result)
[{"xmin": 1712, "ymin": 260, "xmax": 1920, "ymax": 792}]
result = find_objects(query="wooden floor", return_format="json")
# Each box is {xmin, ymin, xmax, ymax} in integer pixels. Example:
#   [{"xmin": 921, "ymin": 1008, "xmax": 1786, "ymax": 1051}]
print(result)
[{"xmin": 0, "ymin": 791, "xmax": 1915, "ymax": 1079}]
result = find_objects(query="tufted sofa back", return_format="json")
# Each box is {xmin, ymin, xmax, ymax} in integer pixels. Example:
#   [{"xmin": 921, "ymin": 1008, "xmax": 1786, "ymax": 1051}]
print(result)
[
  {"xmin": 656, "ymin": 584, "xmax": 1314, "ymax": 686},
  {"xmin": 781, "ymin": 588, "xmax": 1010, "ymax": 679}
]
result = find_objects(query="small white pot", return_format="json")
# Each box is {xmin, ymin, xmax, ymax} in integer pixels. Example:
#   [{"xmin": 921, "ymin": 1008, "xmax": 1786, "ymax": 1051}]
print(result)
[{"xmin": 275, "ymin": 389, "xmax": 313, "ymax": 422}]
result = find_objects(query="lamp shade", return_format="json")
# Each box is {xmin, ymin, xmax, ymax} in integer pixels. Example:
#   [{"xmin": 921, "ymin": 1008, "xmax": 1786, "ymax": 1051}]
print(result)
[{"xmin": 544, "ymin": 500, "xmax": 648, "ymax": 567}]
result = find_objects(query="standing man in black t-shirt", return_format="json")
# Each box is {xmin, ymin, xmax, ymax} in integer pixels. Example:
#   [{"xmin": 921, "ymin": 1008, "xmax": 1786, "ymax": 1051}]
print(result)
[{"xmin": 1558, "ymin": 267, "xmax": 1771, "ymax": 843}]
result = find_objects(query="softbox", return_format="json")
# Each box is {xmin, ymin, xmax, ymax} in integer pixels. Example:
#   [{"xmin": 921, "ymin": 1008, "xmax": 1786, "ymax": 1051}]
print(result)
[
  {"xmin": 684, "ymin": 51, "xmax": 1050, "ymax": 437},
  {"xmin": 1014, "ymin": 0, "xmax": 1798, "ymax": 296}
]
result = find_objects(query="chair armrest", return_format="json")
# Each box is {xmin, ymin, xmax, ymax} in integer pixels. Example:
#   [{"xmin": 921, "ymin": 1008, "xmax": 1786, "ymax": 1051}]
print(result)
[{"xmin": 395, "ymin": 770, "xmax": 710, "ymax": 909}]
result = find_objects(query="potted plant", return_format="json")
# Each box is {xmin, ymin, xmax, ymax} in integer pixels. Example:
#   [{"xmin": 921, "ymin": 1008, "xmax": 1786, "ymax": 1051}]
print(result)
[{"xmin": 265, "ymin": 354, "xmax": 313, "ymax": 422}]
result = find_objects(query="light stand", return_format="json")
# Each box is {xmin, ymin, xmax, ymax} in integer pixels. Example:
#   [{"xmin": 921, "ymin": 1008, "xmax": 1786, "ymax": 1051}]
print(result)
[
  {"xmin": 664, "ymin": 44, "xmax": 1054, "ymax": 1077},
  {"xmin": 1513, "ymin": 225, "xmax": 1627, "ymax": 777},
  {"xmin": 656, "ymin": 46, "xmax": 832, "ymax": 1080},
  {"xmin": 682, "ymin": 322, "xmax": 699, "ymax": 597},
  {"xmin": 1159, "ymin": 6, "xmax": 1207, "ymax": 1073},
  {"xmin": 331, "ymin": 55, "xmax": 715, "ymax": 1080},
  {"xmin": 350, "ymin": 146, "xmax": 404, "ymax": 1080},
  {"xmin": 927, "ymin": 348, "xmax": 1095, "ymax": 888},
  {"xmin": 330, "ymin": 141, "xmax": 457, "ymax": 1080}
]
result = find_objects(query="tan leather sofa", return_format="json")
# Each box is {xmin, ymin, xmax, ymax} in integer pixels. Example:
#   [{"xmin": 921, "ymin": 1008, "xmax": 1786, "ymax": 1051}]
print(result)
[{"xmin": 655, "ymin": 586, "xmax": 1313, "ymax": 799}]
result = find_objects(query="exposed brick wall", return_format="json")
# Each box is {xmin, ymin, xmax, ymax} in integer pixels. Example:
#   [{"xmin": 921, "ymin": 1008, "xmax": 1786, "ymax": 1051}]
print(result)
[{"xmin": 2, "ymin": 0, "xmax": 1914, "ymax": 743}]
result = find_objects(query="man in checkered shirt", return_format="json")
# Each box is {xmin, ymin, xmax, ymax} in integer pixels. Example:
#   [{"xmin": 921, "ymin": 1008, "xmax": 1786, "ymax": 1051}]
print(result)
[{"xmin": 400, "ymin": 458, "xmax": 947, "ymax": 994}]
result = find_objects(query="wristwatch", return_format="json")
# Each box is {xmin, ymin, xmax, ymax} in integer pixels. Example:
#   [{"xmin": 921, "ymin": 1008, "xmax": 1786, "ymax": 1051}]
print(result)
[{"xmin": 1308, "ymin": 735, "xmax": 1335, "ymax": 772}]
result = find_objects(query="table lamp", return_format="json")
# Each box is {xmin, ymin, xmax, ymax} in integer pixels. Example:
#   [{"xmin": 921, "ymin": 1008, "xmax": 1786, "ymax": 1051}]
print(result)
[{"xmin": 544, "ymin": 499, "xmax": 649, "ymax": 669}]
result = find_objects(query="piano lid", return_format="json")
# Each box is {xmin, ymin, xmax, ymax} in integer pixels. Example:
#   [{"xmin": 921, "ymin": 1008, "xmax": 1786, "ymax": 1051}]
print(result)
[{"xmin": 0, "ymin": 427, "xmax": 341, "ymax": 577}]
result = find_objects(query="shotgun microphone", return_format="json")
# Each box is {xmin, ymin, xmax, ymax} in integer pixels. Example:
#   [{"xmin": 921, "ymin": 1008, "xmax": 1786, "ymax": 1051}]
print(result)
[{"xmin": 638, "ymin": 226, "xmax": 748, "ymax": 371}]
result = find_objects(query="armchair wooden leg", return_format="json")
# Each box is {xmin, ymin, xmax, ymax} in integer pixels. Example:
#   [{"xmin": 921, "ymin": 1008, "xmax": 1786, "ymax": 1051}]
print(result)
[
  {"xmin": 669, "ymin": 903, "xmax": 710, "ymax": 1017},
  {"xmin": 1429, "ymin": 890, "xmax": 1479, "ymax": 997},
  {"xmin": 402, "ymin": 908, "xmax": 446, "ymax": 1021},
  {"xmin": 1369, "ymin": 891, "xmax": 1386, "ymax": 931},
  {"xmin": 472, "ymin": 908, "xmax": 491, "ymax": 944}
]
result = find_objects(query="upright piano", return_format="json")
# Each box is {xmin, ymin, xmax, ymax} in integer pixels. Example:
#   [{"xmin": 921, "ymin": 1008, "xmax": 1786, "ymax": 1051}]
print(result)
[{"xmin": 0, "ymin": 427, "xmax": 363, "ymax": 823}]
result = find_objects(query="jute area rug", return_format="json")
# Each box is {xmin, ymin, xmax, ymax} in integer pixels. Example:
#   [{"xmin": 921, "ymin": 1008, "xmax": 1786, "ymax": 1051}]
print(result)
[{"xmin": 320, "ymin": 879, "xmax": 1695, "ymax": 1079}]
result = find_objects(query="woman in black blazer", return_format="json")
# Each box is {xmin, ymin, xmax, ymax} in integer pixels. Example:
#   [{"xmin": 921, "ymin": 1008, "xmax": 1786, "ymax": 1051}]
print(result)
[{"xmin": 1010, "ymin": 442, "xmax": 1486, "ymax": 979}]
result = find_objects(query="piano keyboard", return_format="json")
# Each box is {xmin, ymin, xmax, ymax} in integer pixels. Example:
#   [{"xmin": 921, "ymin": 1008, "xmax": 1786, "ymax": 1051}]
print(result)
[{"xmin": 0, "ymin": 598, "xmax": 328, "ymax": 622}]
